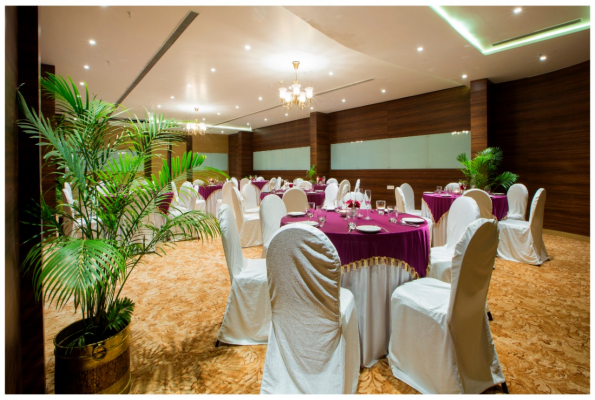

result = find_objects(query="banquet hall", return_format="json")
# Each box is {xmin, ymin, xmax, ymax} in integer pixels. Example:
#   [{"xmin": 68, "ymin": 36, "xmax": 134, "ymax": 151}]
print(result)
[{"xmin": 5, "ymin": 4, "xmax": 590, "ymax": 395}]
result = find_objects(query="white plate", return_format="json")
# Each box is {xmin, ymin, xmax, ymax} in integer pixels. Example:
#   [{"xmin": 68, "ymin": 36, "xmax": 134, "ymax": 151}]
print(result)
[
  {"xmin": 288, "ymin": 220, "xmax": 318, "ymax": 227},
  {"xmin": 356, "ymin": 225, "xmax": 381, "ymax": 233},
  {"xmin": 315, "ymin": 190, "xmax": 325, "ymax": 193},
  {"xmin": 402, "ymin": 217, "xmax": 425, "ymax": 224},
  {"xmin": 325, "ymin": 206, "xmax": 336, "ymax": 211},
  {"xmin": 492, "ymin": 193, "xmax": 505, "ymax": 196},
  {"xmin": 287, "ymin": 211, "xmax": 306, "ymax": 217},
  {"xmin": 423, "ymin": 191, "xmax": 434, "ymax": 194},
  {"xmin": 441, "ymin": 194, "xmax": 452, "ymax": 197}
]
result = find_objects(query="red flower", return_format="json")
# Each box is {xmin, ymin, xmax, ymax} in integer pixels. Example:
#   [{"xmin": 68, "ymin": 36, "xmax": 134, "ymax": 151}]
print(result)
[{"xmin": 344, "ymin": 200, "xmax": 361, "ymax": 208}]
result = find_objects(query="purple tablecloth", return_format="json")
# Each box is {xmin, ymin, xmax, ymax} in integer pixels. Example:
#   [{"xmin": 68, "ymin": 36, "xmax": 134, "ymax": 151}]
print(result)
[
  {"xmin": 198, "ymin": 184, "xmax": 223, "ymax": 200},
  {"xmin": 156, "ymin": 192, "xmax": 174, "ymax": 214},
  {"xmin": 281, "ymin": 211, "xmax": 430, "ymax": 278},
  {"xmin": 422, "ymin": 193, "xmax": 508, "ymax": 221},
  {"xmin": 313, "ymin": 184, "xmax": 327, "ymax": 191},
  {"xmin": 251, "ymin": 180, "xmax": 269, "ymax": 190},
  {"xmin": 261, "ymin": 190, "xmax": 325, "ymax": 207}
]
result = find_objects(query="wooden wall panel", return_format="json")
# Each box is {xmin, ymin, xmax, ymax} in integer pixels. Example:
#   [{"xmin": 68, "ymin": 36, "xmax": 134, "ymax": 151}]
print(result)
[
  {"xmin": 490, "ymin": 61, "xmax": 590, "ymax": 236},
  {"xmin": 328, "ymin": 102, "xmax": 387, "ymax": 144},
  {"xmin": 192, "ymin": 133, "xmax": 228, "ymax": 153},
  {"xmin": 228, "ymin": 131, "xmax": 253, "ymax": 178},
  {"xmin": 228, "ymin": 133, "xmax": 239, "ymax": 178},
  {"xmin": 470, "ymin": 79, "xmax": 492, "ymax": 154},
  {"xmin": 252, "ymin": 118, "xmax": 309, "ymax": 152},
  {"xmin": 310, "ymin": 112, "xmax": 330, "ymax": 177}
]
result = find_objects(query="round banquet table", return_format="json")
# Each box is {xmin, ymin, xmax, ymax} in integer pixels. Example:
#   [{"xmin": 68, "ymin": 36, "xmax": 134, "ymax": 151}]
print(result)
[
  {"xmin": 313, "ymin": 184, "xmax": 327, "ymax": 191},
  {"xmin": 421, "ymin": 192, "xmax": 508, "ymax": 247},
  {"xmin": 261, "ymin": 190, "xmax": 326, "ymax": 207},
  {"xmin": 280, "ymin": 210, "xmax": 431, "ymax": 367},
  {"xmin": 196, "ymin": 184, "xmax": 223, "ymax": 216}
]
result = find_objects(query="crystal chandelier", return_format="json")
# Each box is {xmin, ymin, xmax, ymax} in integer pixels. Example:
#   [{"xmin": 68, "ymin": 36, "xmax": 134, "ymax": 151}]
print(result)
[
  {"xmin": 186, "ymin": 107, "xmax": 207, "ymax": 135},
  {"xmin": 279, "ymin": 61, "xmax": 313, "ymax": 111}
]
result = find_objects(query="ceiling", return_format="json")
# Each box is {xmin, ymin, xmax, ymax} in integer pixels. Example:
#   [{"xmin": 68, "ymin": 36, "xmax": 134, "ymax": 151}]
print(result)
[{"xmin": 39, "ymin": 5, "xmax": 590, "ymax": 134}]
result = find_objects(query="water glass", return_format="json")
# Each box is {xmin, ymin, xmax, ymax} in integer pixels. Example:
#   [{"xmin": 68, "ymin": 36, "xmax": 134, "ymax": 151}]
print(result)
[
  {"xmin": 376, "ymin": 200, "xmax": 386, "ymax": 215},
  {"xmin": 316, "ymin": 206, "xmax": 327, "ymax": 227},
  {"xmin": 436, "ymin": 186, "xmax": 442, "ymax": 194},
  {"xmin": 307, "ymin": 202, "xmax": 315, "ymax": 220},
  {"xmin": 347, "ymin": 208, "xmax": 357, "ymax": 230}
]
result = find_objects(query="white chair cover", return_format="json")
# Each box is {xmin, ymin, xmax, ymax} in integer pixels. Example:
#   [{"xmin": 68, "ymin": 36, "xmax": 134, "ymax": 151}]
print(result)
[
  {"xmin": 260, "ymin": 224, "xmax": 360, "ymax": 394},
  {"xmin": 353, "ymin": 179, "xmax": 360, "ymax": 192},
  {"xmin": 337, "ymin": 180, "xmax": 351, "ymax": 207},
  {"xmin": 427, "ymin": 196, "xmax": 481, "ymax": 283},
  {"xmin": 240, "ymin": 178, "xmax": 250, "ymax": 189},
  {"xmin": 463, "ymin": 189, "xmax": 493, "ymax": 219},
  {"xmin": 445, "ymin": 182, "xmax": 460, "ymax": 191},
  {"xmin": 262, "ymin": 178, "xmax": 275, "ymax": 193},
  {"xmin": 231, "ymin": 177, "xmax": 239, "ymax": 188},
  {"xmin": 299, "ymin": 181, "xmax": 312, "ymax": 190},
  {"xmin": 327, "ymin": 178, "xmax": 338, "ymax": 185},
  {"xmin": 256, "ymin": 176, "xmax": 265, "ymax": 181},
  {"xmin": 221, "ymin": 181, "xmax": 235, "ymax": 213},
  {"xmin": 64, "ymin": 181, "xmax": 73, "ymax": 201},
  {"xmin": 396, "ymin": 187, "xmax": 433, "ymax": 243},
  {"xmin": 241, "ymin": 182, "xmax": 260, "ymax": 214},
  {"xmin": 498, "ymin": 188, "xmax": 549, "ymax": 265},
  {"xmin": 170, "ymin": 180, "xmax": 180, "ymax": 206},
  {"xmin": 193, "ymin": 179, "xmax": 205, "ymax": 186},
  {"xmin": 388, "ymin": 219, "xmax": 505, "ymax": 394},
  {"xmin": 230, "ymin": 187, "xmax": 263, "ymax": 247},
  {"xmin": 341, "ymin": 191, "xmax": 370, "ymax": 209},
  {"xmin": 217, "ymin": 204, "xmax": 270, "ymax": 344},
  {"xmin": 276, "ymin": 177, "xmax": 282, "ymax": 190},
  {"xmin": 506, "ymin": 183, "xmax": 528, "ymax": 221},
  {"xmin": 400, "ymin": 183, "xmax": 421, "ymax": 216},
  {"xmin": 62, "ymin": 188, "xmax": 97, "ymax": 238},
  {"xmin": 259, "ymin": 194, "xmax": 287, "ymax": 259},
  {"xmin": 294, "ymin": 178, "xmax": 304, "ymax": 187},
  {"xmin": 176, "ymin": 182, "xmax": 197, "ymax": 212},
  {"xmin": 323, "ymin": 183, "xmax": 339, "ymax": 208},
  {"xmin": 282, "ymin": 188, "xmax": 308, "ymax": 213}
]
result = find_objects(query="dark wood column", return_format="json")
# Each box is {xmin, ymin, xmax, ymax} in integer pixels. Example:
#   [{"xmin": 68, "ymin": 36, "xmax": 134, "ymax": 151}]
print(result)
[
  {"xmin": 470, "ymin": 78, "xmax": 493, "ymax": 154},
  {"xmin": 309, "ymin": 112, "xmax": 330, "ymax": 178},
  {"xmin": 227, "ymin": 131, "xmax": 253, "ymax": 178},
  {"xmin": 40, "ymin": 64, "xmax": 56, "ymax": 209},
  {"xmin": 5, "ymin": 5, "xmax": 47, "ymax": 394}
]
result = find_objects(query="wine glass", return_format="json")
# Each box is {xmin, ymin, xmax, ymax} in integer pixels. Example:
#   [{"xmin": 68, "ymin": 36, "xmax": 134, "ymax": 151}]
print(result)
[
  {"xmin": 307, "ymin": 202, "xmax": 315, "ymax": 221},
  {"xmin": 376, "ymin": 200, "xmax": 386, "ymax": 215},
  {"xmin": 354, "ymin": 188, "xmax": 363, "ymax": 218},
  {"xmin": 364, "ymin": 190, "xmax": 372, "ymax": 220},
  {"xmin": 316, "ymin": 206, "xmax": 327, "ymax": 227},
  {"xmin": 436, "ymin": 186, "xmax": 442, "ymax": 194}
]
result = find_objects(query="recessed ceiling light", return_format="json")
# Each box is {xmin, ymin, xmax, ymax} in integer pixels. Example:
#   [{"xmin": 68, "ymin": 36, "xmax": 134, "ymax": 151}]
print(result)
[
  {"xmin": 245, "ymin": 45, "xmax": 251, "ymax": 50},
  {"xmin": 381, "ymin": 89, "xmax": 386, "ymax": 93},
  {"xmin": 84, "ymin": 65, "xmax": 89, "ymax": 69},
  {"xmin": 235, "ymin": 106, "xmax": 239, "ymax": 109},
  {"xmin": 211, "ymin": 68, "xmax": 216, "ymax": 72},
  {"xmin": 202, "ymin": 118, "xmax": 205, "ymax": 121},
  {"xmin": 310, "ymin": 107, "xmax": 313, "ymax": 110},
  {"xmin": 171, "ymin": 96, "xmax": 175, "ymax": 99},
  {"xmin": 285, "ymin": 113, "xmax": 288, "ymax": 116},
  {"xmin": 513, "ymin": 7, "xmax": 522, "ymax": 14},
  {"xmin": 342, "ymin": 99, "xmax": 346, "ymax": 102},
  {"xmin": 258, "ymin": 97, "xmax": 262, "ymax": 101},
  {"xmin": 221, "ymin": 131, "xmax": 224, "ymax": 133},
  {"xmin": 417, "ymin": 47, "xmax": 423, "ymax": 52},
  {"xmin": 89, "ymin": 40, "xmax": 96, "ymax": 45},
  {"xmin": 217, "ymin": 112, "xmax": 220, "ymax": 115},
  {"xmin": 539, "ymin": 54, "xmax": 547, "ymax": 61},
  {"xmin": 329, "ymin": 72, "xmax": 333, "ymax": 76},
  {"xmin": 187, "ymin": 84, "xmax": 191, "ymax": 88},
  {"xmin": 247, "ymin": 123, "xmax": 250, "ymax": 125},
  {"xmin": 157, "ymin": 105, "xmax": 161, "ymax": 108},
  {"xmin": 461, "ymin": 74, "xmax": 467, "ymax": 79},
  {"xmin": 79, "ymin": 82, "xmax": 84, "ymax": 86}
]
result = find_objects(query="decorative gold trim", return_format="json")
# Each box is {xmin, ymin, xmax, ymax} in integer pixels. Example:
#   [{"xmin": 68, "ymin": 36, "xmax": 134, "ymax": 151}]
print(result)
[{"xmin": 341, "ymin": 256, "xmax": 421, "ymax": 279}]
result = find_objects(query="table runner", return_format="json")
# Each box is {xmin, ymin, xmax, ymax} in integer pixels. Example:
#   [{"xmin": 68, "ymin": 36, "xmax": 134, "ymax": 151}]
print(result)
[{"xmin": 261, "ymin": 190, "xmax": 325, "ymax": 207}]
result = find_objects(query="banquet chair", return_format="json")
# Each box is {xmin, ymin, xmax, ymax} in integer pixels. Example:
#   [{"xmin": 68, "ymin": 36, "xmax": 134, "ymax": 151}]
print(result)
[
  {"xmin": 64, "ymin": 181, "xmax": 74, "ymax": 201},
  {"xmin": 231, "ymin": 187, "xmax": 263, "ymax": 247},
  {"xmin": 396, "ymin": 187, "xmax": 433, "ymax": 243},
  {"xmin": 299, "ymin": 181, "xmax": 312, "ymax": 190},
  {"xmin": 62, "ymin": 188, "xmax": 98, "ymax": 238},
  {"xmin": 259, "ymin": 194, "xmax": 287, "ymax": 259},
  {"xmin": 260, "ymin": 224, "xmax": 360, "ymax": 394},
  {"xmin": 256, "ymin": 176, "xmax": 265, "ymax": 181},
  {"xmin": 240, "ymin": 178, "xmax": 250, "ymax": 190},
  {"xmin": 241, "ymin": 182, "xmax": 260, "ymax": 214},
  {"xmin": 341, "ymin": 191, "xmax": 370, "ymax": 209},
  {"xmin": 399, "ymin": 183, "xmax": 422, "ymax": 216},
  {"xmin": 387, "ymin": 218, "xmax": 507, "ymax": 394},
  {"xmin": 354, "ymin": 179, "xmax": 361, "ymax": 192},
  {"xmin": 337, "ymin": 180, "xmax": 351, "ymax": 207},
  {"xmin": 323, "ymin": 183, "xmax": 339, "ymax": 209},
  {"xmin": 276, "ymin": 177, "xmax": 282, "ymax": 190},
  {"xmin": 221, "ymin": 181, "xmax": 235, "ymax": 213},
  {"xmin": 191, "ymin": 183, "xmax": 207, "ymax": 212},
  {"xmin": 427, "ymin": 196, "xmax": 480, "ymax": 283},
  {"xmin": 445, "ymin": 182, "xmax": 460, "ymax": 191},
  {"xmin": 282, "ymin": 188, "xmax": 308, "ymax": 213},
  {"xmin": 505, "ymin": 183, "xmax": 529, "ymax": 221},
  {"xmin": 193, "ymin": 179, "xmax": 205, "ymax": 186},
  {"xmin": 216, "ymin": 204, "xmax": 271, "ymax": 345},
  {"xmin": 294, "ymin": 178, "xmax": 304, "ymax": 187},
  {"xmin": 497, "ymin": 188, "xmax": 549, "ymax": 265},
  {"xmin": 463, "ymin": 189, "xmax": 493, "ymax": 219},
  {"xmin": 327, "ymin": 178, "xmax": 338, "ymax": 185},
  {"xmin": 168, "ymin": 183, "xmax": 198, "ymax": 240},
  {"xmin": 231, "ymin": 177, "xmax": 239, "ymax": 188},
  {"xmin": 262, "ymin": 177, "xmax": 275, "ymax": 193}
]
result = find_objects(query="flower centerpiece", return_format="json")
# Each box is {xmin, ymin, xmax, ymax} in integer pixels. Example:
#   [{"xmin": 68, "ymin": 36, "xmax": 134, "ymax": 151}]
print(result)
[
  {"xmin": 344, "ymin": 199, "xmax": 361, "ymax": 208},
  {"xmin": 17, "ymin": 74, "xmax": 228, "ymax": 394}
]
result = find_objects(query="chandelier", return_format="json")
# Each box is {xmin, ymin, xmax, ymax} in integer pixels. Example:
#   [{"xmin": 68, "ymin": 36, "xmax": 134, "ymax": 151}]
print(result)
[
  {"xmin": 186, "ymin": 107, "xmax": 207, "ymax": 136},
  {"xmin": 279, "ymin": 61, "xmax": 313, "ymax": 111}
]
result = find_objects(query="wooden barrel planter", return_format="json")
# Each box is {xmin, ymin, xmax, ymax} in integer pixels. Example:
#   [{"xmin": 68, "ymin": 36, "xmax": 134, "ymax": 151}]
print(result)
[{"xmin": 54, "ymin": 320, "xmax": 131, "ymax": 394}]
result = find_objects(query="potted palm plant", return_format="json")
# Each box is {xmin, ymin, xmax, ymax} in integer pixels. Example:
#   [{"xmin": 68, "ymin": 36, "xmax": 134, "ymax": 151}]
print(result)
[
  {"xmin": 456, "ymin": 147, "xmax": 518, "ymax": 192},
  {"xmin": 18, "ymin": 74, "xmax": 228, "ymax": 394},
  {"xmin": 306, "ymin": 164, "xmax": 316, "ymax": 183}
]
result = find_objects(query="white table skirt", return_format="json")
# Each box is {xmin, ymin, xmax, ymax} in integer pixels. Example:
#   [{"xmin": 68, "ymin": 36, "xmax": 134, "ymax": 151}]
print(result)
[
  {"xmin": 421, "ymin": 201, "xmax": 448, "ymax": 247},
  {"xmin": 204, "ymin": 189, "xmax": 222, "ymax": 216},
  {"xmin": 341, "ymin": 263, "xmax": 414, "ymax": 367}
]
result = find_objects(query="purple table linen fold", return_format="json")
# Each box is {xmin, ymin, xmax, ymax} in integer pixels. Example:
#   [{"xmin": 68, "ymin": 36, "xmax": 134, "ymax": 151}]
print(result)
[
  {"xmin": 281, "ymin": 212, "xmax": 430, "ymax": 278},
  {"xmin": 250, "ymin": 180, "xmax": 269, "ymax": 190},
  {"xmin": 198, "ymin": 184, "xmax": 223, "ymax": 200},
  {"xmin": 313, "ymin": 184, "xmax": 327, "ymax": 191},
  {"xmin": 422, "ymin": 193, "xmax": 508, "ymax": 222}
]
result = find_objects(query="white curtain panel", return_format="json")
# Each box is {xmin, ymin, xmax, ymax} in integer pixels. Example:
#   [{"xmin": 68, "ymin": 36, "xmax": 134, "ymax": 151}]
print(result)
[
  {"xmin": 498, "ymin": 188, "xmax": 549, "ymax": 265},
  {"xmin": 388, "ymin": 219, "xmax": 505, "ymax": 394},
  {"xmin": 299, "ymin": 181, "xmax": 313, "ymax": 190},
  {"xmin": 282, "ymin": 188, "xmax": 308, "ymax": 213},
  {"xmin": 217, "ymin": 204, "xmax": 271, "ymax": 345},
  {"xmin": 506, "ymin": 183, "xmax": 529, "ymax": 221},
  {"xmin": 241, "ymin": 182, "xmax": 260, "ymax": 213},
  {"xmin": 261, "ymin": 224, "xmax": 360, "ymax": 394},
  {"xmin": 444, "ymin": 182, "xmax": 460, "ymax": 191},
  {"xmin": 323, "ymin": 183, "xmax": 339, "ymax": 208},
  {"xmin": 231, "ymin": 187, "xmax": 263, "ymax": 247},
  {"xmin": 337, "ymin": 180, "xmax": 351, "ymax": 207},
  {"xmin": 427, "ymin": 196, "xmax": 480, "ymax": 283},
  {"xmin": 259, "ymin": 194, "xmax": 287, "ymax": 259},
  {"xmin": 463, "ymin": 189, "xmax": 493, "ymax": 219},
  {"xmin": 399, "ymin": 183, "xmax": 421, "ymax": 216},
  {"xmin": 327, "ymin": 178, "xmax": 338, "ymax": 185}
]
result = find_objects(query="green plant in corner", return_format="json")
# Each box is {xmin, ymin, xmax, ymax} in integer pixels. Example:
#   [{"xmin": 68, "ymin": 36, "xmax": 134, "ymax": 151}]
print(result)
[
  {"xmin": 456, "ymin": 147, "xmax": 518, "ymax": 191},
  {"xmin": 18, "ymin": 74, "xmax": 229, "ymax": 349},
  {"xmin": 306, "ymin": 164, "xmax": 316, "ymax": 183}
]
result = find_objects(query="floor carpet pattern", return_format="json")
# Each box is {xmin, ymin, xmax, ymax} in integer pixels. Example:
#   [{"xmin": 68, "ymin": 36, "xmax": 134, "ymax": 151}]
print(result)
[{"xmin": 42, "ymin": 234, "xmax": 590, "ymax": 394}]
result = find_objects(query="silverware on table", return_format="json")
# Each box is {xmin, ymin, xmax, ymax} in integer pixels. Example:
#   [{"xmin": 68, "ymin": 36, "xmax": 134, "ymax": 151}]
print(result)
[{"xmin": 375, "ymin": 225, "xmax": 390, "ymax": 233}]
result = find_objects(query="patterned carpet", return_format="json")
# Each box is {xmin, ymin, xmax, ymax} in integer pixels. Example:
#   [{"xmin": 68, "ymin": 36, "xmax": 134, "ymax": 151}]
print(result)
[{"xmin": 42, "ymin": 233, "xmax": 590, "ymax": 394}]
